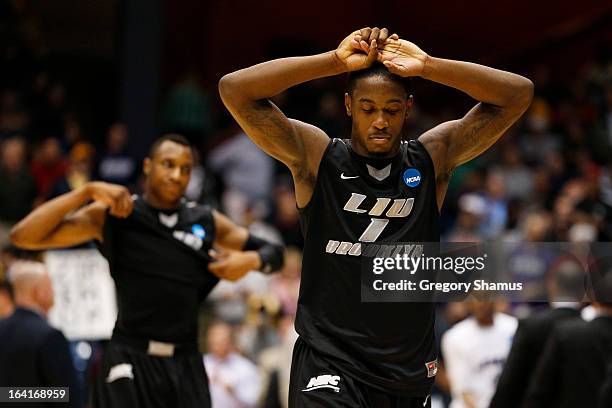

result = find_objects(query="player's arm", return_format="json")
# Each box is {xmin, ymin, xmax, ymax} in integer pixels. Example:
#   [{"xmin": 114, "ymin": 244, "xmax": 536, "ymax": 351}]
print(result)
[
  {"xmin": 9, "ymin": 182, "xmax": 132, "ymax": 250},
  {"xmin": 379, "ymin": 39, "xmax": 533, "ymax": 203},
  {"xmin": 219, "ymin": 28, "xmax": 392, "ymax": 207},
  {"xmin": 209, "ymin": 210, "xmax": 284, "ymax": 281},
  {"xmin": 462, "ymin": 393, "xmax": 478, "ymax": 408}
]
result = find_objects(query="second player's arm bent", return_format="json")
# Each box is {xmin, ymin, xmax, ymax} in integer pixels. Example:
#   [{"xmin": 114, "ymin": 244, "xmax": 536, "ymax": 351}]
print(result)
[
  {"xmin": 209, "ymin": 210, "xmax": 284, "ymax": 281},
  {"xmin": 10, "ymin": 182, "xmax": 132, "ymax": 250}
]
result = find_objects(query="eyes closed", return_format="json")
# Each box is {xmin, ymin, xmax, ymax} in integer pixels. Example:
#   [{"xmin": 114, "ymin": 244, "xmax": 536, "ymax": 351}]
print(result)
[{"xmin": 360, "ymin": 104, "xmax": 402, "ymax": 115}]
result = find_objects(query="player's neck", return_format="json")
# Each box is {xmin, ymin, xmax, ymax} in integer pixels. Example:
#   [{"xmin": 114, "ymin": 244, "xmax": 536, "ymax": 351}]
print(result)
[
  {"xmin": 142, "ymin": 191, "xmax": 180, "ymax": 211},
  {"xmin": 349, "ymin": 142, "xmax": 401, "ymax": 169}
]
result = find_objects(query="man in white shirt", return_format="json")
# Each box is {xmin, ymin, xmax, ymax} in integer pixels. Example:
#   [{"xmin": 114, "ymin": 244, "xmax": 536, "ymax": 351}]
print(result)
[
  {"xmin": 204, "ymin": 321, "xmax": 262, "ymax": 408},
  {"xmin": 441, "ymin": 301, "xmax": 517, "ymax": 408}
]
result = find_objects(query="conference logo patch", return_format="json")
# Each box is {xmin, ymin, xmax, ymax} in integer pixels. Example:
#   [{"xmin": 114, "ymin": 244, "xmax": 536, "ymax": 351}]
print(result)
[
  {"xmin": 191, "ymin": 224, "xmax": 206, "ymax": 239},
  {"xmin": 106, "ymin": 363, "xmax": 134, "ymax": 383},
  {"xmin": 403, "ymin": 168, "xmax": 422, "ymax": 187},
  {"xmin": 302, "ymin": 374, "xmax": 342, "ymax": 393}
]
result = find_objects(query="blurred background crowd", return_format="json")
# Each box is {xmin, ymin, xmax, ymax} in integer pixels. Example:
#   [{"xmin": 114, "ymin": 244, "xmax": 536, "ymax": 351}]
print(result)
[{"xmin": 1, "ymin": 0, "xmax": 612, "ymax": 407}]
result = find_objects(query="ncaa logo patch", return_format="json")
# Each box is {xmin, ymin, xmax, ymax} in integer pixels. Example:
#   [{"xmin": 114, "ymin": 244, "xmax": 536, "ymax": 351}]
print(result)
[
  {"xmin": 403, "ymin": 168, "xmax": 422, "ymax": 187},
  {"xmin": 191, "ymin": 224, "xmax": 206, "ymax": 239}
]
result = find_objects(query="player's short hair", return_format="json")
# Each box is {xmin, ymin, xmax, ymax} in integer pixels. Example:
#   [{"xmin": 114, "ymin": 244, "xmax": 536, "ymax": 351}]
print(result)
[
  {"xmin": 148, "ymin": 134, "xmax": 193, "ymax": 159},
  {"xmin": 346, "ymin": 62, "xmax": 412, "ymax": 97}
]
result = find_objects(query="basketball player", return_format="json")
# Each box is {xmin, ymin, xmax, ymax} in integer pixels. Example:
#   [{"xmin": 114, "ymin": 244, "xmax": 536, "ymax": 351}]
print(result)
[
  {"xmin": 10, "ymin": 134, "xmax": 284, "ymax": 408},
  {"xmin": 219, "ymin": 27, "xmax": 533, "ymax": 407}
]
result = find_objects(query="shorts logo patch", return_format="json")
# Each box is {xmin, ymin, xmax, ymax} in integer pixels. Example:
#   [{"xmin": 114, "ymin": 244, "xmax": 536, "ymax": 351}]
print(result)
[
  {"xmin": 302, "ymin": 374, "xmax": 341, "ymax": 393},
  {"xmin": 106, "ymin": 363, "xmax": 134, "ymax": 383},
  {"xmin": 425, "ymin": 360, "xmax": 438, "ymax": 378}
]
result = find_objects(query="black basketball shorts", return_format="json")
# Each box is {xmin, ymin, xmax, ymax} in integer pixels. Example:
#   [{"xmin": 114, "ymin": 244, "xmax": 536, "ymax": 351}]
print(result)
[
  {"xmin": 289, "ymin": 337, "xmax": 431, "ymax": 408},
  {"xmin": 93, "ymin": 340, "xmax": 211, "ymax": 408}
]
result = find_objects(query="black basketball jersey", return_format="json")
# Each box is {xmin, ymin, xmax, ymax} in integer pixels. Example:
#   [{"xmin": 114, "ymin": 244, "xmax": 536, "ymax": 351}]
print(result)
[
  {"xmin": 97, "ymin": 195, "xmax": 218, "ymax": 344},
  {"xmin": 296, "ymin": 138, "xmax": 440, "ymax": 396}
]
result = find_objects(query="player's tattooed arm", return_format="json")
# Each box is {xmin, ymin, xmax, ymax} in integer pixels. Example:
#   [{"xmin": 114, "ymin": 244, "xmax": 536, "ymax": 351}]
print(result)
[
  {"xmin": 380, "ymin": 37, "xmax": 533, "ymax": 207},
  {"xmin": 10, "ymin": 182, "xmax": 131, "ymax": 249},
  {"xmin": 219, "ymin": 27, "xmax": 394, "ymax": 207},
  {"xmin": 419, "ymin": 101, "xmax": 527, "ymax": 210}
]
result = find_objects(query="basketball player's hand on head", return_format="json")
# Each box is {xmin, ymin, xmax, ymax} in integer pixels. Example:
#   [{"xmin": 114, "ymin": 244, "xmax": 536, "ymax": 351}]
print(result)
[
  {"xmin": 378, "ymin": 37, "xmax": 429, "ymax": 77},
  {"xmin": 85, "ymin": 181, "xmax": 133, "ymax": 218},
  {"xmin": 335, "ymin": 27, "xmax": 398, "ymax": 72},
  {"xmin": 208, "ymin": 249, "xmax": 261, "ymax": 282}
]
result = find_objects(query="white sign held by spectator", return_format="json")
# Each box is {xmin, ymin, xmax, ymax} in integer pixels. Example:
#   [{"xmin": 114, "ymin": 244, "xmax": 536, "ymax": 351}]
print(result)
[{"xmin": 46, "ymin": 249, "xmax": 117, "ymax": 340}]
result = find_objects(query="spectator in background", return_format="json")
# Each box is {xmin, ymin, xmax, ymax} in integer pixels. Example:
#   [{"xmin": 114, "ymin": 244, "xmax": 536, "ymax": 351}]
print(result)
[
  {"xmin": 524, "ymin": 272, "xmax": 612, "ymax": 408},
  {"xmin": 244, "ymin": 199, "xmax": 284, "ymax": 245},
  {"xmin": 208, "ymin": 128, "xmax": 274, "ymax": 225},
  {"xmin": 95, "ymin": 123, "xmax": 137, "ymax": 186},
  {"xmin": 481, "ymin": 171, "xmax": 508, "ymax": 239},
  {"xmin": 50, "ymin": 141, "xmax": 95, "ymax": 198},
  {"xmin": 312, "ymin": 91, "xmax": 344, "ymax": 139},
  {"xmin": 490, "ymin": 257, "xmax": 584, "ymax": 408},
  {"xmin": 0, "ymin": 89, "xmax": 30, "ymax": 136},
  {"xmin": 445, "ymin": 193, "xmax": 486, "ymax": 242},
  {"xmin": 519, "ymin": 98, "xmax": 560, "ymax": 165},
  {"xmin": 0, "ymin": 136, "xmax": 36, "ymax": 247},
  {"xmin": 543, "ymin": 149, "xmax": 569, "ymax": 199},
  {"xmin": 442, "ymin": 301, "xmax": 517, "ymax": 408},
  {"xmin": 31, "ymin": 82, "xmax": 67, "ymax": 139},
  {"xmin": 184, "ymin": 149, "xmax": 218, "ymax": 207},
  {"xmin": 162, "ymin": 71, "xmax": 212, "ymax": 148},
  {"xmin": 204, "ymin": 321, "xmax": 261, "ymax": 408},
  {"xmin": 492, "ymin": 141, "xmax": 533, "ymax": 201},
  {"xmin": 269, "ymin": 247, "xmax": 301, "ymax": 317},
  {"xmin": 30, "ymin": 136, "xmax": 68, "ymax": 203},
  {"xmin": 62, "ymin": 113, "xmax": 84, "ymax": 151},
  {"xmin": 0, "ymin": 260, "xmax": 79, "ymax": 407},
  {"xmin": 504, "ymin": 211, "xmax": 555, "ymax": 306},
  {"xmin": 259, "ymin": 314, "xmax": 298, "ymax": 408}
]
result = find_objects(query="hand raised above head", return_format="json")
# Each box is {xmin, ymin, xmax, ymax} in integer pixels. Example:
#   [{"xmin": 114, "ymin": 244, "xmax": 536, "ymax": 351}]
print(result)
[
  {"xmin": 334, "ymin": 27, "xmax": 398, "ymax": 72},
  {"xmin": 378, "ymin": 37, "xmax": 429, "ymax": 77}
]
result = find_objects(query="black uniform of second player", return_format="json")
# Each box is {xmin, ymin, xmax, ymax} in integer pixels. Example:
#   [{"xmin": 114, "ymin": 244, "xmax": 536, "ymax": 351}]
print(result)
[
  {"xmin": 94, "ymin": 195, "xmax": 218, "ymax": 408},
  {"xmin": 290, "ymin": 138, "xmax": 439, "ymax": 407}
]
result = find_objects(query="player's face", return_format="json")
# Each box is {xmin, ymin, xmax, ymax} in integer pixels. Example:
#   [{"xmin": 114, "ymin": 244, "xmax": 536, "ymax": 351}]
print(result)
[
  {"xmin": 145, "ymin": 141, "xmax": 193, "ymax": 203},
  {"xmin": 345, "ymin": 76, "xmax": 413, "ymax": 158},
  {"xmin": 468, "ymin": 300, "xmax": 495, "ymax": 325}
]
